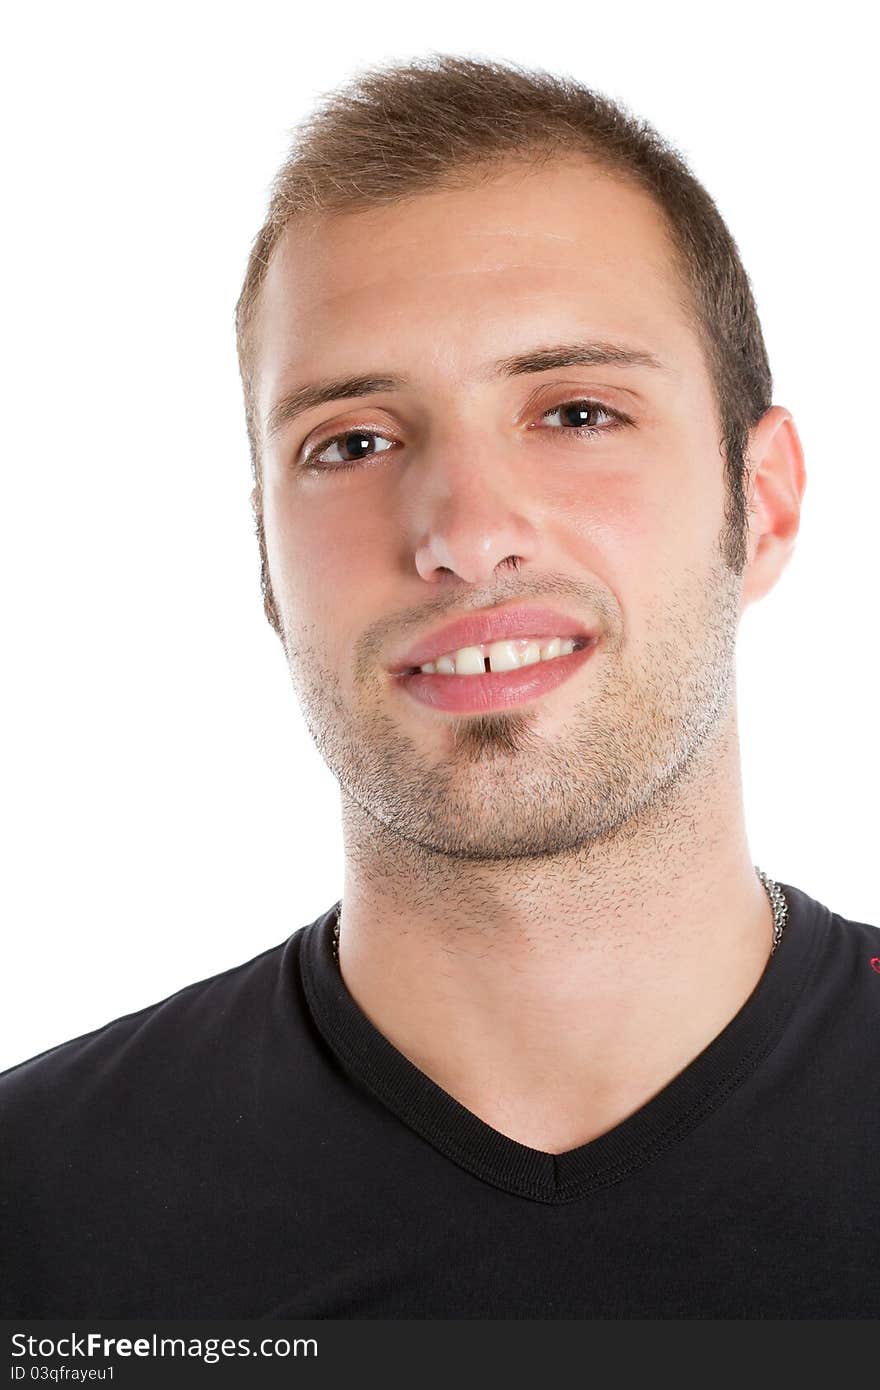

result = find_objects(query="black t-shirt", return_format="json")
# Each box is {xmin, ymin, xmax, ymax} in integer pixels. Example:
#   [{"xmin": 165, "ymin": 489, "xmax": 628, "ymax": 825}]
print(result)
[{"xmin": 2, "ymin": 881, "xmax": 879, "ymax": 1318}]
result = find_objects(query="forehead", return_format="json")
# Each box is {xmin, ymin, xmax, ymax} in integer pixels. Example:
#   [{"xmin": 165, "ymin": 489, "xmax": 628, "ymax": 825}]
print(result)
[{"xmin": 252, "ymin": 157, "xmax": 701, "ymax": 414}]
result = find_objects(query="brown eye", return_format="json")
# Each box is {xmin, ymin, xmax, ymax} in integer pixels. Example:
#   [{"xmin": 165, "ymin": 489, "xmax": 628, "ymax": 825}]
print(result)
[
  {"xmin": 543, "ymin": 400, "xmax": 613, "ymax": 430},
  {"xmin": 307, "ymin": 430, "xmax": 395, "ymax": 469},
  {"xmin": 339, "ymin": 431, "xmax": 382, "ymax": 461}
]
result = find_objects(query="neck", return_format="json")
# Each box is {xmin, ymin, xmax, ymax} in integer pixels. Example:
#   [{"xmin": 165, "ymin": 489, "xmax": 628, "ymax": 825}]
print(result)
[{"xmin": 335, "ymin": 705, "xmax": 775, "ymax": 1153}]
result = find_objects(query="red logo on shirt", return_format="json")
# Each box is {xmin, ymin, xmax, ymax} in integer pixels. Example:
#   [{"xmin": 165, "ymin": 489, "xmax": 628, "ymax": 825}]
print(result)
[{"xmin": 871, "ymin": 958, "xmax": 880, "ymax": 974}]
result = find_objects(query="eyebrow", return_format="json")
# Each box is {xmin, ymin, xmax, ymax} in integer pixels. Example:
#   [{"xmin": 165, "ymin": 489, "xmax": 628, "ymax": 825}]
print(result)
[{"xmin": 264, "ymin": 340, "xmax": 666, "ymax": 441}]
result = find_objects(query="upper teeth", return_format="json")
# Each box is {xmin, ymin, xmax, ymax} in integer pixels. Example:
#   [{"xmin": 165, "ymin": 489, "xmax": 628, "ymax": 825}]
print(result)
[{"xmin": 418, "ymin": 636, "xmax": 580, "ymax": 675}]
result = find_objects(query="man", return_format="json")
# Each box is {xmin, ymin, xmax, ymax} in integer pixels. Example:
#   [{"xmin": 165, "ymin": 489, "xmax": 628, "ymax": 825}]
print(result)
[{"xmin": 2, "ymin": 54, "xmax": 878, "ymax": 1320}]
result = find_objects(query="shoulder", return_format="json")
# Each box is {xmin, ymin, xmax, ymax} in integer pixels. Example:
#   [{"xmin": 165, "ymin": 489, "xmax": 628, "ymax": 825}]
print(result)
[
  {"xmin": 0, "ymin": 923, "xmax": 324, "ymax": 1316},
  {"xmin": 783, "ymin": 881, "xmax": 880, "ymax": 1033},
  {"xmin": 784, "ymin": 879, "xmax": 879, "ymax": 951},
  {"xmin": 0, "ymin": 931, "xmax": 299, "ymax": 1117},
  {"xmin": 829, "ymin": 899, "xmax": 880, "ymax": 989},
  {"xmin": 820, "ymin": 890, "xmax": 880, "ymax": 960}
]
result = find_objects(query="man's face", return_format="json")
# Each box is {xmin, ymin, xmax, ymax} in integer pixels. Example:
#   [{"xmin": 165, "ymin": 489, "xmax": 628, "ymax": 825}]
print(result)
[{"xmin": 251, "ymin": 158, "xmax": 749, "ymax": 859}]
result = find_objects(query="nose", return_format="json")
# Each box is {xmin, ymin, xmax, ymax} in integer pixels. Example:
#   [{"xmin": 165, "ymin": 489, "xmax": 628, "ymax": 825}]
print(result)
[{"xmin": 411, "ymin": 435, "xmax": 540, "ymax": 585}]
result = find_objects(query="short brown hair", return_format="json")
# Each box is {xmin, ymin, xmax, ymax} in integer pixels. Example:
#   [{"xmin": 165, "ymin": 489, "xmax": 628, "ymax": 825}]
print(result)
[{"xmin": 236, "ymin": 53, "xmax": 772, "ymax": 633}]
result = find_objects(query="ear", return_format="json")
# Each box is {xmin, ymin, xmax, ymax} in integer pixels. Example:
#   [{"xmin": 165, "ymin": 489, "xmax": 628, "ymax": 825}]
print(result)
[{"xmin": 739, "ymin": 405, "xmax": 807, "ymax": 610}]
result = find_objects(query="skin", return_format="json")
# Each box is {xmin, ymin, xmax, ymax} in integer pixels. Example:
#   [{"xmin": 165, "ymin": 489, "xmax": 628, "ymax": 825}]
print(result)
[{"xmin": 251, "ymin": 157, "xmax": 806, "ymax": 1154}]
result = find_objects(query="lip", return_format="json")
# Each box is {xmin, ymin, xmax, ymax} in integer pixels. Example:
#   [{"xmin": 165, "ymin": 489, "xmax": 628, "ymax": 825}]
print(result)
[
  {"xmin": 393, "ymin": 638, "xmax": 599, "ymax": 714},
  {"xmin": 387, "ymin": 605, "xmax": 597, "ymax": 674}
]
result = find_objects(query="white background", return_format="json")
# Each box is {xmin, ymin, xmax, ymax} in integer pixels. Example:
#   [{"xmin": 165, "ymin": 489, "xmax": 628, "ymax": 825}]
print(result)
[{"xmin": 2, "ymin": 0, "xmax": 877, "ymax": 1072}]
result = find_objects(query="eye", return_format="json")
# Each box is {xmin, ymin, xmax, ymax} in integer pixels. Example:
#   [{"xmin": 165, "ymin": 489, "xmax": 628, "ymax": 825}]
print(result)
[
  {"xmin": 539, "ymin": 399, "xmax": 624, "ymax": 435},
  {"xmin": 304, "ymin": 429, "xmax": 396, "ymax": 469}
]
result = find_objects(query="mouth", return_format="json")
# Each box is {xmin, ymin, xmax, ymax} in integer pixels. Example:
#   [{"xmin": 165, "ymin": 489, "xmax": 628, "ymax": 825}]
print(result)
[{"xmin": 391, "ymin": 635, "xmax": 600, "ymax": 714}]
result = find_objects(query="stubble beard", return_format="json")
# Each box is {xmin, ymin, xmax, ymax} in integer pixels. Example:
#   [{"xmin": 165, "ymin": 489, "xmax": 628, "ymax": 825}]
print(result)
[{"xmin": 278, "ymin": 546, "xmax": 743, "ymax": 866}]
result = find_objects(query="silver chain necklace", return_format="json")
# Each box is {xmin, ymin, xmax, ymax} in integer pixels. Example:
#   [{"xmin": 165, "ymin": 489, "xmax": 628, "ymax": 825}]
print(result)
[
  {"xmin": 330, "ymin": 865, "xmax": 787, "ymax": 964},
  {"xmin": 755, "ymin": 865, "xmax": 789, "ymax": 953}
]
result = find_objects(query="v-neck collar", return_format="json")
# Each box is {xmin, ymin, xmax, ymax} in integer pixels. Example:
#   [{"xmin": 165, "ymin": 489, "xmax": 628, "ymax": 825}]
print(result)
[{"xmin": 298, "ymin": 883, "xmax": 827, "ymax": 1204}]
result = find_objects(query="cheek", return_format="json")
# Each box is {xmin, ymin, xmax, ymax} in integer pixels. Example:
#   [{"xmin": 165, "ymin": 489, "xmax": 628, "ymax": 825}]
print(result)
[
  {"xmin": 264, "ymin": 481, "xmax": 396, "ymax": 647},
  {"xmin": 556, "ymin": 441, "xmax": 721, "ymax": 562},
  {"xmin": 550, "ymin": 454, "xmax": 722, "ymax": 647},
  {"xmin": 552, "ymin": 468, "xmax": 669, "ymax": 572}
]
